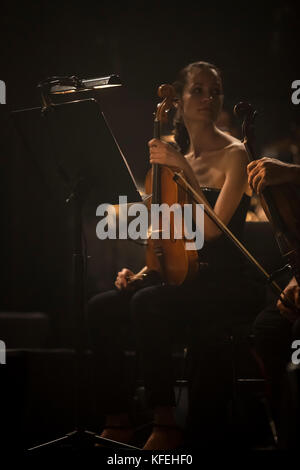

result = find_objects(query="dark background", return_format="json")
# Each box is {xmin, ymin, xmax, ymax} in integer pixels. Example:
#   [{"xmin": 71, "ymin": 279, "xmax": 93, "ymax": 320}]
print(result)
[
  {"xmin": 0, "ymin": 1, "xmax": 299, "ymax": 344},
  {"xmin": 1, "ymin": 1, "xmax": 299, "ymax": 180}
]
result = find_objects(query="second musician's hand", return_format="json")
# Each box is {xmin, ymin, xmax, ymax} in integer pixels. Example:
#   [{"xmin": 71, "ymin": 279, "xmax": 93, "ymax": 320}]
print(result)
[{"xmin": 247, "ymin": 157, "xmax": 300, "ymax": 194}]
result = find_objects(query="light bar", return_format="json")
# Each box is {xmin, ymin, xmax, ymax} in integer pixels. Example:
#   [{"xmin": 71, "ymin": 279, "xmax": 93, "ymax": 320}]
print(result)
[{"xmin": 47, "ymin": 74, "xmax": 122, "ymax": 94}]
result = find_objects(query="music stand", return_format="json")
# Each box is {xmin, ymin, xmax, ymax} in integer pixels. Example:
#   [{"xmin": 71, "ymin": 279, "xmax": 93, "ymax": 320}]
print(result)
[{"xmin": 11, "ymin": 98, "xmax": 143, "ymax": 452}]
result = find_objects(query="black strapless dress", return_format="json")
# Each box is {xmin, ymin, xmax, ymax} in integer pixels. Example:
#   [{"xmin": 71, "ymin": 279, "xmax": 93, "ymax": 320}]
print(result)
[{"xmin": 197, "ymin": 187, "xmax": 251, "ymax": 274}]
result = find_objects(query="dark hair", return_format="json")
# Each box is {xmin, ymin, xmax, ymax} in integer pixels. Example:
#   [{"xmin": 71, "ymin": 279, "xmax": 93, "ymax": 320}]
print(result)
[{"xmin": 172, "ymin": 61, "xmax": 222, "ymax": 154}]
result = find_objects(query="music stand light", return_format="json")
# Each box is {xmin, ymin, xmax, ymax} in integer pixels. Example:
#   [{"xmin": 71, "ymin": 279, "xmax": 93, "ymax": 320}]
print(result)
[{"xmin": 38, "ymin": 74, "xmax": 122, "ymax": 111}]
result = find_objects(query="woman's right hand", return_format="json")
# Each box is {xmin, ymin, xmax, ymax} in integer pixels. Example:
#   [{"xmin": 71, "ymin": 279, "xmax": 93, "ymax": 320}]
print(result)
[
  {"xmin": 115, "ymin": 268, "xmax": 135, "ymax": 290},
  {"xmin": 148, "ymin": 138, "xmax": 185, "ymax": 170}
]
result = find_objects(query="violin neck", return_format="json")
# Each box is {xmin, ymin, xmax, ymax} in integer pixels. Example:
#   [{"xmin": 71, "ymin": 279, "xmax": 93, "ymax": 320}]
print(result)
[
  {"xmin": 243, "ymin": 139, "xmax": 255, "ymax": 164},
  {"xmin": 152, "ymin": 119, "xmax": 161, "ymax": 204}
]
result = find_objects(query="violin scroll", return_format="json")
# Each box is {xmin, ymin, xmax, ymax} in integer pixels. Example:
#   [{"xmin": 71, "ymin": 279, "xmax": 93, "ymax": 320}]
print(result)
[
  {"xmin": 157, "ymin": 83, "xmax": 175, "ymax": 99},
  {"xmin": 155, "ymin": 84, "xmax": 176, "ymax": 124}
]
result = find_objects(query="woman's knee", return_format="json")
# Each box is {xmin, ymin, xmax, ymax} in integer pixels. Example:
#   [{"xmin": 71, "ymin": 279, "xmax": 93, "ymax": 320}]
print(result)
[
  {"xmin": 130, "ymin": 287, "xmax": 157, "ymax": 319},
  {"xmin": 87, "ymin": 289, "xmax": 130, "ymax": 325},
  {"xmin": 130, "ymin": 285, "xmax": 175, "ymax": 326}
]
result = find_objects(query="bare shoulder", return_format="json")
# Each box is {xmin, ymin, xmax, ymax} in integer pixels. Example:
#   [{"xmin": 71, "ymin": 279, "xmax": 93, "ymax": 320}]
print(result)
[
  {"xmin": 218, "ymin": 135, "xmax": 252, "ymax": 195},
  {"xmin": 222, "ymin": 136, "xmax": 248, "ymax": 167},
  {"xmin": 215, "ymin": 130, "xmax": 247, "ymax": 160}
]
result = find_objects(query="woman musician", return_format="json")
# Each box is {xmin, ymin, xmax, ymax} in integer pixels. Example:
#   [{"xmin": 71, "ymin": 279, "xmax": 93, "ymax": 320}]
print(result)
[{"xmin": 88, "ymin": 61, "xmax": 254, "ymax": 450}]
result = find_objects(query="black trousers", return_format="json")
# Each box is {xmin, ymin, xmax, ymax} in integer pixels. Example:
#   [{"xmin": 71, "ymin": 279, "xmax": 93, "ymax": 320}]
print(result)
[
  {"xmin": 87, "ymin": 269, "xmax": 256, "ymax": 419},
  {"xmin": 253, "ymin": 303, "xmax": 300, "ymax": 446}
]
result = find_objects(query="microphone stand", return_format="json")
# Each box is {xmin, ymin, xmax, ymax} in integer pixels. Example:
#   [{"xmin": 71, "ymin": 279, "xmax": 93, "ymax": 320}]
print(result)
[
  {"xmin": 24, "ymin": 88, "xmax": 141, "ymax": 453},
  {"xmin": 27, "ymin": 176, "xmax": 141, "ymax": 453}
]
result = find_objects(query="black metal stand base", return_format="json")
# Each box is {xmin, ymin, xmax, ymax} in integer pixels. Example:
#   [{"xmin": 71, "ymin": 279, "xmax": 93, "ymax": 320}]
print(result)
[{"xmin": 27, "ymin": 428, "xmax": 142, "ymax": 453}]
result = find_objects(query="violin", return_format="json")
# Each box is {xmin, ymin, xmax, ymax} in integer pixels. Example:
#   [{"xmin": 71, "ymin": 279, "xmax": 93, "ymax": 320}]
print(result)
[
  {"xmin": 144, "ymin": 84, "xmax": 199, "ymax": 285},
  {"xmin": 234, "ymin": 102, "xmax": 300, "ymax": 289}
]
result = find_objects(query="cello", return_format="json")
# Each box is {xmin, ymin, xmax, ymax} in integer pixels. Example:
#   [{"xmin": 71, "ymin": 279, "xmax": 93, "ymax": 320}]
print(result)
[
  {"xmin": 144, "ymin": 84, "xmax": 199, "ymax": 285},
  {"xmin": 234, "ymin": 102, "xmax": 300, "ymax": 293}
]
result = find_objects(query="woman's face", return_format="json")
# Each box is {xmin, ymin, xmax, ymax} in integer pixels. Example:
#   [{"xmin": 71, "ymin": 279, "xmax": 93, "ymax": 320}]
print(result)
[{"xmin": 180, "ymin": 67, "xmax": 223, "ymax": 124}]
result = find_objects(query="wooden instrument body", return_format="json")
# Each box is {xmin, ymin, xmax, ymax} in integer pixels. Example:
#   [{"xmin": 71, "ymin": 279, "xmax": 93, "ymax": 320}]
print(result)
[
  {"xmin": 145, "ymin": 165, "xmax": 199, "ymax": 285},
  {"xmin": 260, "ymin": 183, "xmax": 300, "ymax": 284},
  {"xmin": 261, "ymin": 184, "xmax": 300, "ymax": 241}
]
